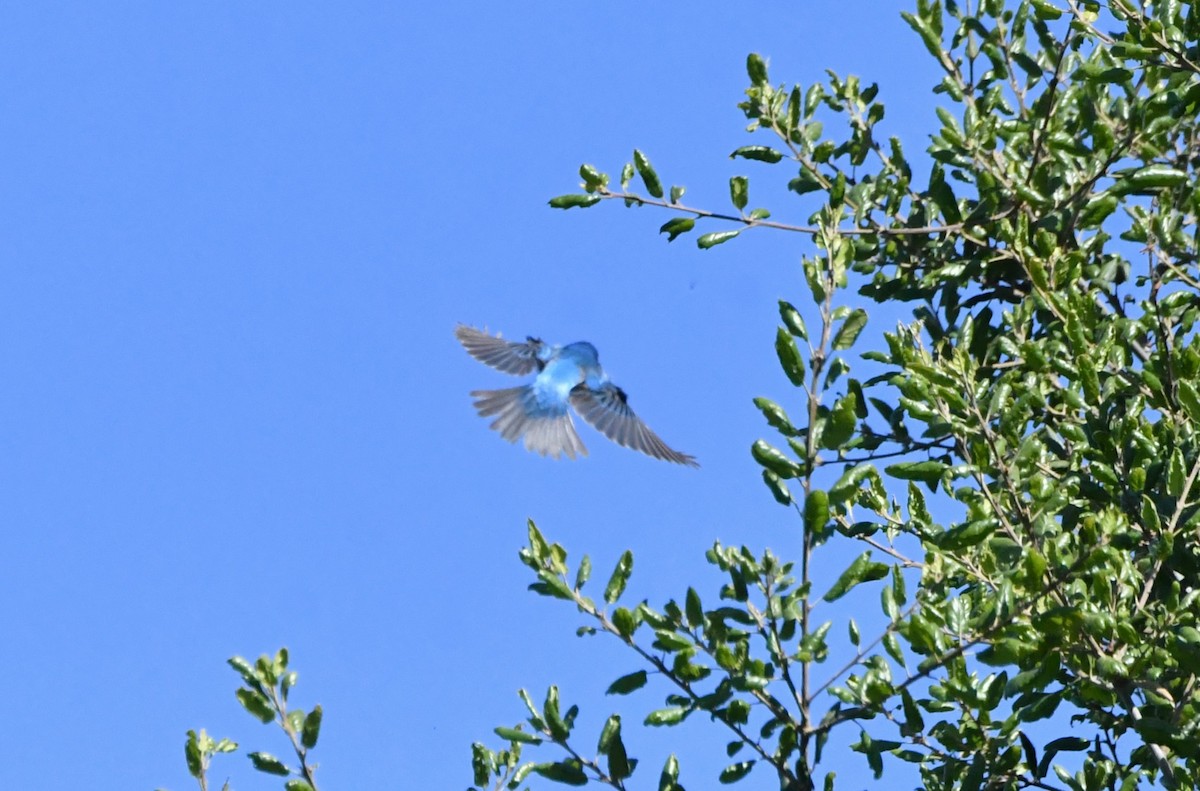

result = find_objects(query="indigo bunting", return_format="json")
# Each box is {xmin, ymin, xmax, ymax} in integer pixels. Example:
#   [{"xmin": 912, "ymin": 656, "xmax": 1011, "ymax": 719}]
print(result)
[{"xmin": 456, "ymin": 325, "xmax": 698, "ymax": 467}]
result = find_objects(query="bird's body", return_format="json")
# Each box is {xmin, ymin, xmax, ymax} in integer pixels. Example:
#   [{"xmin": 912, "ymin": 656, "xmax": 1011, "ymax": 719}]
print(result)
[
  {"xmin": 455, "ymin": 325, "xmax": 697, "ymax": 467},
  {"xmin": 535, "ymin": 342, "xmax": 596, "ymax": 401}
]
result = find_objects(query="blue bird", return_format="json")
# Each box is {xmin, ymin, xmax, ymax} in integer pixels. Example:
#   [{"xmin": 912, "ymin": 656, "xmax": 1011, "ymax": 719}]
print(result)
[{"xmin": 456, "ymin": 324, "xmax": 698, "ymax": 467}]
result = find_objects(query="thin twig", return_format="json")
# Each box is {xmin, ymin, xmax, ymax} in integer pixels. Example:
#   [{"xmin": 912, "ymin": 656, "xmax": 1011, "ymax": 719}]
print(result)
[{"xmin": 595, "ymin": 189, "xmax": 964, "ymax": 236}]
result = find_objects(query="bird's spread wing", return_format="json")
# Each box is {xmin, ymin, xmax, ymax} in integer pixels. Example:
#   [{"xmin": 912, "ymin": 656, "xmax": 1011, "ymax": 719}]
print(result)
[
  {"xmin": 455, "ymin": 325, "xmax": 545, "ymax": 376},
  {"xmin": 570, "ymin": 382, "xmax": 698, "ymax": 467}
]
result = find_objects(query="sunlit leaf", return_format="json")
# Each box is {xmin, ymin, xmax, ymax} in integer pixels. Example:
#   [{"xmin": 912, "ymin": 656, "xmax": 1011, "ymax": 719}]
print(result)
[
  {"xmin": 697, "ymin": 230, "xmax": 740, "ymax": 249},
  {"xmin": 606, "ymin": 670, "xmax": 648, "ymax": 695},
  {"xmin": 633, "ymin": 149, "xmax": 664, "ymax": 198},
  {"xmin": 548, "ymin": 194, "xmax": 601, "ymax": 209}
]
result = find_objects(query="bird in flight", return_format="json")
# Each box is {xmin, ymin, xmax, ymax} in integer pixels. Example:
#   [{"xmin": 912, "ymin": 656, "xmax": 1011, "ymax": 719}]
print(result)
[{"xmin": 455, "ymin": 324, "xmax": 698, "ymax": 467}]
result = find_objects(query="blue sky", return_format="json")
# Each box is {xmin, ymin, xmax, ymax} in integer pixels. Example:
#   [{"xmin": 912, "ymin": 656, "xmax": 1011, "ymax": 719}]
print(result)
[{"xmin": 1, "ymin": 4, "xmax": 946, "ymax": 789}]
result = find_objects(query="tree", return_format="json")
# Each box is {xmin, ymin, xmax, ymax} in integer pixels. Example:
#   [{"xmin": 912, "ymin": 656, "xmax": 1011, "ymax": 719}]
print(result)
[
  {"xmin": 159, "ymin": 649, "xmax": 325, "ymax": 791},
  {"xmin": 471, "ymin": 1, "xmax": 1200, "ymax": 789}
]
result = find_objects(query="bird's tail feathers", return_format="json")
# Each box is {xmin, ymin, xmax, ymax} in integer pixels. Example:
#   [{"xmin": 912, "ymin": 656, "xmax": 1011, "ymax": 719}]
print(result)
[{"xmin": 470, "ymin": 386, "xmax": 587, "ymax": 460}]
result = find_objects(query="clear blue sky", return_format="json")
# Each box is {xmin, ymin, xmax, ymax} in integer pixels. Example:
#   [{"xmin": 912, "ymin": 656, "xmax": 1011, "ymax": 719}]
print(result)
[{"xmin": 1, "ymin": 4, "xmax": 945, "ymax": 789}]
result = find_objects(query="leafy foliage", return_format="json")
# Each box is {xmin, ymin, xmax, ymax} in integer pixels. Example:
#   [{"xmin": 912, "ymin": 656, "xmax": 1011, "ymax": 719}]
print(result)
[
  {"xmin": 492, "ymin": 2, "xmax": 1200, "ymax": 789},
  {"xmin": 160, "ymin": 648, "xmax": 323, "ymax": 791}
]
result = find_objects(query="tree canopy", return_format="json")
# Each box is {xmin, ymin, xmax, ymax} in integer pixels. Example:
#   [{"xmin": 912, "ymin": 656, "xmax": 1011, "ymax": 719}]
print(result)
[{"xmin": 471, "ymin": 1, "xmax": 1200, "ymax": 789}]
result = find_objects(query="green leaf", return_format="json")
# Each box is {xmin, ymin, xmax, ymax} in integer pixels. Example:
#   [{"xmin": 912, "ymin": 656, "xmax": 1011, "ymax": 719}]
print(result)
[
  {"xmin": 1177, "ymin": 380, "xmax": 1200, "ymax": 423},
  {"xmin": 604, "ymin": 550, "xmax": 634, "ymax": 604},
  {"xmin": 534, "ymin": 760, "xmax": 588, "ymax": 786},
  {"xmin": 227, "ymin": 656, "xmax": 259, "ymax": 686},
  {"xmin": 927, "ymin": 168, "xmax": 961, "ymax": 223},
  {"xmin": 511, "ymin": 762, "xmax": 537, "ymax": 787},
  {"xmin": 1132, "ymin": 716, "xmax": 1179, "ymax": 746},
  {"xmin": 652, "ymin": 629, "xmax": 692, "ymax": 651},
  {"xmin": 900, "ymin": 690, "xmax": 924, "ymax": 736},
  {"xmin": 579, "ymin": 163, "xmax": 607, "ymax": 191},
  {"xmin": 685, "ymin": 587, "xmax": 704, "ymax": 628},
  {"xmin": 1013, "ymin": 181, "xmax": 1049, "ymax": 207},
  {"xmin": 848, "ymin": 379, "xmax": 867, "ymax": 418},
  {"xmin": 659, "ymin": 754, "xmax": 681, "ymax": 791},
  {"xmin": 525, "ymin": 519, "xmax": 550, "ymax": 561},
  {"xmin": 620, "ymin": 162, "xmax": 634, "ymax": 189},
  {"xmin": 645, "ymin": 706, "xmax": 690, "ymax": 726},
  {"xmin": 300, "ymin": 704, "xmax": 322, "ymax": 749},
  {"xmin": 746, "ymin": 53, "xmax": 769, "ymax": 86},
  {"xmin": 595, "ymin": 715, "xmax": 621, "ymax": 755},
  {"xmin": 280, "ymin": 671, "xmax": 297, "ymax": 701},
  {"xmin": 980, "ymin": 638, "xmax": 1037, "ymax": 667},
  {"xmin": 829, "ymin": 171, "xmax": 846, "ymax": 207},
  {"xmin": 1011, "ymin": 51, "xmax": 1042, "ymax": 80},
  {"xmin": 752, "ymin": 439, "xmax": 802, "ymax": 478},
  {"xmin": 185, "ymin": 731, "xmax": 203, "ymax": 778},
  {"xmin": 789, "ymin": 169, "xmax": 823, "ymax": 195},
  {"xmin": 543, "ymin": 685, "xmax": 569, "ymax": 740},
  {"xmin": 494, "ymin": 726, "xmax": 543, "ymax": 745},
  {"xmin": 1078, "ymin": 356, "xmax": 1100, "ymax": 403},
  {"xmin": 575, "ymin": 554, "xmax": 591, "ymax": 590},
  {"xmin": 823, "ymin": 356, "xmax": 849, "ymax": 387},
  {"xmin": 753, "ymin": 397, "xmax": 799, "ymax": 435},
  {"xmin": 1117, "ymin": 164, "xmax": 1188, "ymax": 193},
  {"xmin": 730, "ymin": 176, "xmax": 749, "ymax": 211},
  {"xmin": 1027, "ymin": 255, "xmax": 1049, "ymax": 292},
  {"xmin": 1046, "ymin": 736, "xmax": 1089, "ymax": 752},
  {"xmin": 607, "ymin": 723, "xmax": 631, "ymax": 781},
  {"xmin": 805, "ymin": 490, "xmax": 829, "ymax": 534},
  {"xmin": 659, "ymin": 217, "xmax": 695, "ymax": 242},
  {"xmin": 606, "ymin": 670, "xmax": 648, "ymax": 695},
  {"xmin": 1141, "ymin": 495, "xmax": 1162, "ymax": 533},
  {"xmin": 1169, "ymin": 449, "xmax": 1187, "ymax": 497},
  {"xmin": 670, "ymin": 184, "xmax": 685, "ymax": 203},
  {"xmin": 775, "ymin": 328, "xmax": 806, "ymax": 386},
  {"xmin": 1078, "ymin": 193, "xmax": 1118, "ymax": 227},
  {"xmin": 633, "ymin": 149, "xmax": 664, "ymax": 198},
  {"xmin": 831, "ymin": 309, "xmax": 868, "ymax": 350},
  {"xmin": 900, "ymin": 10, "xmax": 943, "ymax": 59},
  {"xmin": 548, "ymin": 194, "xmax": 602, "ymax": 209},
  {"xmin": 821, "ymin": 393, "xmax": 857, "ymax": 449},
  {"xmin": 612, "ymin": 607, "xmax": 638, "ymax": 638},
  {"xmin": 719, "ymin": 760, "xmax": 755, "ymax": 783},
  {"xmin": 471, "ymin": 742, "xmax": 491, "ymax": 787},
  {"xmin": 803, "ymin": 257, "xmax": 826, "ymax": 303},
  {"xmin": 885, "ymin": 460, "xmax": 947, "ymax": 485},
  {"xmin": 761, "ymin": 470, "xmax": 792, "ymax": 505},
  {"xmin": 517, "ymin": 688, "xmax": 544, "ymax": 728},
  {"xmin": 609, "ymin": 739, "xmax": 628, "ymax": 782},
  {"xmin": 778, "ymin": 301, "xmax": 808, "ymax": 339},
  {"xmin": 788, "ymin": 84, "xmax": 802, "ymax": 130},
  {"xmin": 1029, "ymin": 0, "xmax": 1063, "ymax": 19},
  {"xmin": 823, "ymin": 551, "xmax": 889, "ymax": 602},
  {"xmin": 247, "ymin": 752, "xmax": 290, "ymax": 776},
  {"xmin": 937, "ymin": 518, "xmax": 996, "ymax": 550},
  {"xmin": 531, "ymin": 570, "xmax": 573, "ymax": 600},
  {"xmin": 730, "ymin": 145, "xmax": 784, "ymax": 163},
  {"xmin": 236, "ymin": 688, "xmax": 275, "ymax": 724},
  {"xmin": 829, "ymin": 463, "xmax": 877, "ymax": 504},
  {"xmin": 285, "ymin": 781, "xmax": 316, "ymax": 791},
  {"xmin": 698, "ymin": 230, "xmax": 740, "ymax": 249}
]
